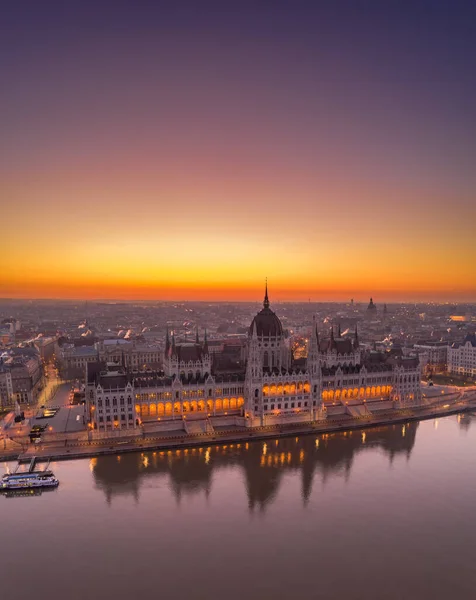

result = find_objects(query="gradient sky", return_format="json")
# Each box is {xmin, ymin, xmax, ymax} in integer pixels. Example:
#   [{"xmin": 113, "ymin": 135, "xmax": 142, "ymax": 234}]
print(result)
[{"xmin": 1, "ymin": 1, "xmax": 475, "ymax": 302}]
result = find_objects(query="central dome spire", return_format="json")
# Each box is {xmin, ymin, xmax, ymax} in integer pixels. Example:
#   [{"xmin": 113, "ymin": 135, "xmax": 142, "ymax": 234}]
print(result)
[
  {"xmin": 249, "ymin": 280, "xmax": 283, "ymax": 338},
  {"xmin": 264, "ymin": 278, "xmax": 269, "ymax": 309}
]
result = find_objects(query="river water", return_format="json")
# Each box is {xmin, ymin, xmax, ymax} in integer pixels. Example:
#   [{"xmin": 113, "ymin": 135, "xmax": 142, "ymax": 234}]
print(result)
[{"xmin": 1, "ymin": 414, "xmax": 476, "ymax": 600}]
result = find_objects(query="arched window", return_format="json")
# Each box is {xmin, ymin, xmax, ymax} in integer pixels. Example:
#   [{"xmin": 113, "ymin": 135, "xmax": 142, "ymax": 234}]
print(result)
[{"xmin": 263, "ymin": 351, "xmax": 269, "ymax": 368}]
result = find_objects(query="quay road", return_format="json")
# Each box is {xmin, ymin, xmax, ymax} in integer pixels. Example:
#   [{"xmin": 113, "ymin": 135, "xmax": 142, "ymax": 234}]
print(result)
[
  {"xmin": 36, "ymin": 362, "xmax": 61, "ymax": 408},
  {"xmin": 0, "ymin": 377, "xmax": 86, "ymax": 456},
  {"xmin": 4, "ymin": 390, "xmax": 476, "ymax": 463}
]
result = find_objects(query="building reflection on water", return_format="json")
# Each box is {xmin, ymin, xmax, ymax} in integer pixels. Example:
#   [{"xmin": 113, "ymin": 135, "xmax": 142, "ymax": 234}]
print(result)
[
  {"xmin": 91, "ymin": 421, "xmax": 421, "ymax": 510},
  {"xmin": 457, "ymin": 411, "xmax": 474, "ymax": 431}
]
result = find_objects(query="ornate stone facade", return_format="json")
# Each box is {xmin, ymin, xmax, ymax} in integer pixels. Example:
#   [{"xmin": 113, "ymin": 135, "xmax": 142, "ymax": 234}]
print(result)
[{"xmin": 86, "ymin": 287, "xmax": 422, "ymax": 434}]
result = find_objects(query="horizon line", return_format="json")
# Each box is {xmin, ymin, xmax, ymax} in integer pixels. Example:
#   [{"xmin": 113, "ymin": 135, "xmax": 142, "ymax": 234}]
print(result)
[{"xmin": 1, "ymin": 296, "xmax": 475, "ymax": 305}]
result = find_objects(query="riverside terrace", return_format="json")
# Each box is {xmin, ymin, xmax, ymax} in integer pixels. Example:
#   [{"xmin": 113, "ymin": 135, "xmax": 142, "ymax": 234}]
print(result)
[{"xmin": 3, "ymin": 385, "xmax": 476, "ymax": 463}]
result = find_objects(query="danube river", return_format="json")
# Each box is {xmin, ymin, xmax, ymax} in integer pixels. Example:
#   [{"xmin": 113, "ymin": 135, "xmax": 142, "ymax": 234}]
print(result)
[{"xmin": 2, "ymin": 414, "xmax": 476, "ymax": 600}]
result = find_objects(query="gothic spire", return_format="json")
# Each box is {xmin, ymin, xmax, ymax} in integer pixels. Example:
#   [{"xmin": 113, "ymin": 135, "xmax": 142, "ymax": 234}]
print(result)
[
  {"xmin": 165, "ymin": 327, "xmax": 170, "ymax": 354},
  {"xmin": 171, "ymin": 331, "xmax": 176, "ymax": 355},
  {"xmin": 203, "ymin": 328, "xmax": 209, "ymax": 354},
  {"xmin": 309, "ymin": 315, "xmax": 320, "ymax": 355},
  {"xmin": 263, "ymin": 278, "xmax": 270, "ymax": 309},
  {"xmin": 330, "ymin": 326, "xmax": 337, "ymax": 350},
  {"xmin": 354, "ymin": 325, "xmax": 359, "ymax": 349},
  {"xmin": 196, "ymin": 327, "xmax": 200, "ymax": 344}
]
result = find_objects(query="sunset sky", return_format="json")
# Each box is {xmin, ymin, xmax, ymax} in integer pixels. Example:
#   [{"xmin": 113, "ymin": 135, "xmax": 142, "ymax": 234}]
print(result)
[{"xmin": 1, "ymin": 2, "xmax": 475, "ymax": 302}]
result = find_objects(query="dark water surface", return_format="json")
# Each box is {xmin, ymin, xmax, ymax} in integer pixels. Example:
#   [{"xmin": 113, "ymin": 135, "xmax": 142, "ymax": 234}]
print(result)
[{"xmin": 2, "ymin": 414, "xmax": 476, "ymax": 600}]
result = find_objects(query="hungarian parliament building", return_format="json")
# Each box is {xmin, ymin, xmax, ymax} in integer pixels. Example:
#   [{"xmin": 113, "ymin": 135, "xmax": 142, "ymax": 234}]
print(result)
[{"xmin": 86, "ymin": 288, "xmax": 422, "ymax": 434}]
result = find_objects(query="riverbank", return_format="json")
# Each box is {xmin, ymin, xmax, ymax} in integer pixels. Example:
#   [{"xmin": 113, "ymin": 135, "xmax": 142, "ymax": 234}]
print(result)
[{"xmin": 1, "ymin": 395, "xmax": 475, "ymax": 464}]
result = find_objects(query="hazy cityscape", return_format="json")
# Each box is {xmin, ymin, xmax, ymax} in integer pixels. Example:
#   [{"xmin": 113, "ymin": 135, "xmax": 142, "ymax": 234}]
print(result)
[
  {"xmin": 2, "ymin": 1, "xmax": 476, "ymax": 599},
  {"xmin": 1, "ymin": 292, "xmax": 475, "ymax": 455}
]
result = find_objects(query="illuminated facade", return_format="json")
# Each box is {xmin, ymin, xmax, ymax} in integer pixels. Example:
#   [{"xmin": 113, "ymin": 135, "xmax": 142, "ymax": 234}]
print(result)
[
  {"xmin": 86, "ymin": 330, "xmax": 245, "ymax": 433},
  {"xmin": 448, "ymin": 334, "xmax": 476, "ymax": 377},
  {"xmin": 413, "ymin": 342, "xmax": 448, "ymax": 374},
  {"xmin": 86, "ymin": 287, "xmax": 422, "ymax": 434},
  {"xmin": 245, "ymin": 288, "xmax": 422, "ymax": 426}
]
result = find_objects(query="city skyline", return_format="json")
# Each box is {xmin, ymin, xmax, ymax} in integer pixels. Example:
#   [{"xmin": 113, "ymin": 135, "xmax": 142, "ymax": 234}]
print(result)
[{"xmin": 2, "ymin": 2, "xmax": 475, "ymax": 302}]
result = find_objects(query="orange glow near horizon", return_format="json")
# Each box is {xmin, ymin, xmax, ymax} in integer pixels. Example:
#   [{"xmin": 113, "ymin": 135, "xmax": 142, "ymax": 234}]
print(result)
[
  {"xmin": 1, "ymin": 173, "xmax": 475, "ymax": 302},
  {"xmin": 2, "ymin": 203, "xmax": 475, "ymax": 304}
]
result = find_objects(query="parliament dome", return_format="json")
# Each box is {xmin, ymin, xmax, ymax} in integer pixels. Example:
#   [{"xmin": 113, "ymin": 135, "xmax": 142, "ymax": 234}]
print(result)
[{"xmin": 249, "ymin": 286, "xmax": 283, "ymax": 338}]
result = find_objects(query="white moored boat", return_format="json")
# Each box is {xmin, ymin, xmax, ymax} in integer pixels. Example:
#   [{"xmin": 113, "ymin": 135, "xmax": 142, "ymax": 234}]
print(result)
[{"xmin": 1, "ymin": 471, "xmax": 59, "ymax": 491}]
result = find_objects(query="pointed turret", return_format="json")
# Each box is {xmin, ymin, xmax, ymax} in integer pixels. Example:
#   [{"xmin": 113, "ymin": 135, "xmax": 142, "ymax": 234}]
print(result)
[
  {"xmin": 171, "ymin": 332, "xmax": 176, "ymax": 356},
  {"xmin": 165, "ymin": 328, "xmax": 170, "ymax": 355},
  {"xmin": 203, "ymin": 328, "xmax": 209, "ymax": 355},
  {"xmin": 353, "ymin": 325, "xmax": 359, "ymax": 350},
  {"xmin": 330, "ymin": 326, "xmax": 336, "ymax": 350},
  {"xmin": 263, "ymin": 278, "xmax": 270, "ymax": 309},
  {"xmin": 195, "ymin": 327, "xmax": 200, "ymax": 344},
  {"xmin": 309, "ymin": 316, "xmax": 319, "ymax": 348},
  {"xmin": 307, "ymin": 315, "xmax": 320, "ymax": 374}
]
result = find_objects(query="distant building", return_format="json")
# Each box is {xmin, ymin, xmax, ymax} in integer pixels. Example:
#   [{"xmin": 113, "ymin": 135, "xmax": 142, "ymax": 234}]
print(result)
[
  {"xmin": 34, "ymin": 336, "xmax": 57, "ymax": 361},
  {"xmin": 0, "ymin": 349, "xmax": 43, "ymax": 406},
  {"xmin": 96, "ymin": 339, "xmax": 162, "ymax": 370},
  {"xmin": 413, "ymin": 341, "xmax": 448, "ymax": 374},
  {"xmin": 365, "ymin": 297, "xmax": 378, "ymax": 321},
  {"xmin": 56, "ymin": 338, "xmax": 163, "ymax": 379},
  {"xmin": 1, "ymin": 318, "xmax": 21, "ymax": 333},
  {"xmin": 57, "ymin": 344, "xmax": 98, "ymax": 379},
  {"xmin": 448, "ymin": 334, "xmax": 476, "ymax": 377},
  {"xmin": 0, "ymin": 329, "xmax": 14, "ymax": 345},
  {"xmin": 0, "ymin": 369, "xmax": 13, "ymax": 409}
]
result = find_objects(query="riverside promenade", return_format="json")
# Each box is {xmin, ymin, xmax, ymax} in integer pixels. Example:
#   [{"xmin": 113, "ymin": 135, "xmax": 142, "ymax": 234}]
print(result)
[{"xmin": 2, "ymin": 389, "xmax": 476, "ymax": 463}]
